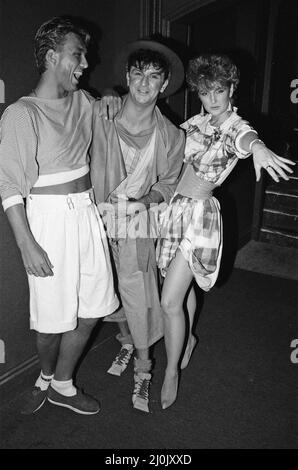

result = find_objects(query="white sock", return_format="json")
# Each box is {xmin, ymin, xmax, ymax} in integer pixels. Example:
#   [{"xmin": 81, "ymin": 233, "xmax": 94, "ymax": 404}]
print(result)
[
  {"xmin": 51, "ymin": 378, "xmax": 77, "ymax": 397},
  {"xmin": 35, "ymin": 371, "xmax": 54, "ymax": 391}
]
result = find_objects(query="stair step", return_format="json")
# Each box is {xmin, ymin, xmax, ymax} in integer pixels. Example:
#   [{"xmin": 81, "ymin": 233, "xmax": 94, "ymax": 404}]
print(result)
[
  {"xmin": 285, "ymin": 152, "xmax": 298, "ymax": 175},
  {"xmin": 288, "ymin": 141, "xmax": 298, "ymax": 162},
  {"xmin": 264, "ymin": 192, "xmax": 298, "ymax": 215},
  {"xmin": 262, "ymin": 209, "xmax": 298, "ymax": 233},
  {"xmin": 266, "ymin": 179, "xmax": 298, "ymax": 197},
  {"xmin": 260, "ymin": 228, "xmax": 298, "ymax": 248}
]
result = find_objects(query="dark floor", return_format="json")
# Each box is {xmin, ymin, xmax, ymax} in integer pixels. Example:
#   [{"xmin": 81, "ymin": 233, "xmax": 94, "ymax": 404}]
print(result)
[
  {"xmin": 234, "ymin": 240, "xmax": 298, "ymax": 281},
  {"xmin": 0, "ymin": 268, "xmax": 297, "ymax": 449}
]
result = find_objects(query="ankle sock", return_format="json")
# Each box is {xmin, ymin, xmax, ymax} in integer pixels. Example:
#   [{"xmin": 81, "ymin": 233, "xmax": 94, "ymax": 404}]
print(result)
[
  {"xmin": 134, "ymin": 358, "xmax": 152, "ymax": 374},
  {"xmin": 51, "ymin": 379, "xmax": 77, "ymax": 397},
  {"xmin": 35, "ymin": 371, "xmax": 54, "ymax": 391},
  {"xmin": 116, "ymin": 332, "xmax": 134, "ymax": 347},
  {"xmin": 122, "ymin": 343, "xmax": 134, "ymax": 350},
  {"xmin": 51, "ymin": 378, "xmax": 77, "ymax": 397}
]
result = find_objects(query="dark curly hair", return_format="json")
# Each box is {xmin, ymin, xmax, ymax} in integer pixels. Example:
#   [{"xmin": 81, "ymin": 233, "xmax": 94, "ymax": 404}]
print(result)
[
  {"xmin": 127, "ymin": 49, "xmax": 170, "ymax": 81},
  {"xmin": 186, "ymin": 53, "xmax": 239, "ymax": 92},
  {"xmin": 34, "ymin": 16, "xmax": 90, "ymax": 75}
]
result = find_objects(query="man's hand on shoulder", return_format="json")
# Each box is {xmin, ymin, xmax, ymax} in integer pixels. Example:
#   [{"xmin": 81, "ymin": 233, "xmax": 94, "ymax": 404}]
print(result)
[{"xmin": 98, "ymin": 88, "xmax": 122, "ymax": 121}]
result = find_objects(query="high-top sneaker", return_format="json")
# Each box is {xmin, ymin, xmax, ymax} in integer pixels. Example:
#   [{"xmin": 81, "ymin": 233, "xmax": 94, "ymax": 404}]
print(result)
[
  {"xmin": 108, "ymin": 344, "xmax": 134, "ymax": 376},
  {"xmin": 132, "ymin": 358, "xmax": 152, "ymax": 413}
]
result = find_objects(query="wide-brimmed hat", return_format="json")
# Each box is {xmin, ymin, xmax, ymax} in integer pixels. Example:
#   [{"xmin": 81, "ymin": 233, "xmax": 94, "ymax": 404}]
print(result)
[{"xmin": 114, "ymin": 39, "xmax": 185, "ymax": 98}]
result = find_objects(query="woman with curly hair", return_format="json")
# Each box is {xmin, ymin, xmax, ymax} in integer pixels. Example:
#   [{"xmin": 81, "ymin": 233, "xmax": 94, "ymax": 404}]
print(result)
[{"xmin": 157, "ymin": 53, "xmax": 295, "ymax": 409}]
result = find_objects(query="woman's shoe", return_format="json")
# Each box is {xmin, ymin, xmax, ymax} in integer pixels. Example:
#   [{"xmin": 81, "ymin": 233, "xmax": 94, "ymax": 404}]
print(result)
[
  {"xmin": 161, "ymin": 372, "xmax": 179, "ymax": 410},
  {"xmin": 181, "ymin": 335, "xmax": 197, "ymax": 370}
]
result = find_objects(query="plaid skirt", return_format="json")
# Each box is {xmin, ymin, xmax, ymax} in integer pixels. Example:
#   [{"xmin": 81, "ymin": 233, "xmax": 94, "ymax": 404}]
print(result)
[{"xmin": 156, "ymin": 193, "xmax": 223, "ymax": 292}]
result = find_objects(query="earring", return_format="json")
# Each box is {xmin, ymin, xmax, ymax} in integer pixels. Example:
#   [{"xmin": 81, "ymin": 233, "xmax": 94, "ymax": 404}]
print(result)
[
  {"xmin": 200, "ymin": 103, "xmax": 205, "ymax": 116},
  {"xmin": 227, "ymin": 101, "xmax": 232, "ymax": 112}
]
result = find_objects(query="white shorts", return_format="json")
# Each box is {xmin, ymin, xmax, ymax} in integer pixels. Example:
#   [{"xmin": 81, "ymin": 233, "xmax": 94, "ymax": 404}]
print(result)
[{"xmin": 26, "ymin": 191, "xmax": 119, "ymax": 333}]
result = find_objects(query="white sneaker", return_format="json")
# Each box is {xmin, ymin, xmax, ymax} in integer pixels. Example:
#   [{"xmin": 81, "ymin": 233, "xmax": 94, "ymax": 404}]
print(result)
[
  {"xmin": 107, "ymin": 344, "xmax": 134, "ymax": 376},
  {"xmin": 132, "ymin": 372, "xmax": 151, "ymax": 413}
]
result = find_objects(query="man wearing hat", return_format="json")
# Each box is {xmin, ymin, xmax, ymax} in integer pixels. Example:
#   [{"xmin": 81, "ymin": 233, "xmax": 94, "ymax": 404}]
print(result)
[{"xmin": 90, "ymin": 39, "xmax": 185, "ymax": 412}]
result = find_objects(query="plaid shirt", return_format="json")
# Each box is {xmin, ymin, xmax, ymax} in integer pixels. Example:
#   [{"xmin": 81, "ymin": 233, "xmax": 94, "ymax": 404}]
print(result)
[{"xmin": 180, "ymin": 110, "xmax": 254, "ymax": 186}]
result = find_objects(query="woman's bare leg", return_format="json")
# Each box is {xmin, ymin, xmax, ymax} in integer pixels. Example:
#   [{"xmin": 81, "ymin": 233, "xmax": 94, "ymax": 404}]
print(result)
[
  {"xmin": 181, "ymin": 287, "xmax": 198, "ymax": 369},
  {"xmin": 161, "ymin": 250, "xmax": 194, "ymax": 409}
]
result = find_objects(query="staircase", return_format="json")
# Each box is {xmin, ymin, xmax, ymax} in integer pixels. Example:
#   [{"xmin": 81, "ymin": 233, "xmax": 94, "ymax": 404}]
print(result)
[{"xmin": 259, "ymin": 138, "xmax": 298, "ymax": 248}]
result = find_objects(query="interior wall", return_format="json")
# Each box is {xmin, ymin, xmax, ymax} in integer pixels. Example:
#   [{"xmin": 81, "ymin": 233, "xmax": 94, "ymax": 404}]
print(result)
[
  {"xmin": 0, "ymin": 0, "xmax": 141, "ymax": 112},
  {"xmin": 0, "ymin": 0, "xmax": 141, "ymax": 380},
  {"xmin": 163, "ymin": 0, "xmax": 217, "ymax": 19}
]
